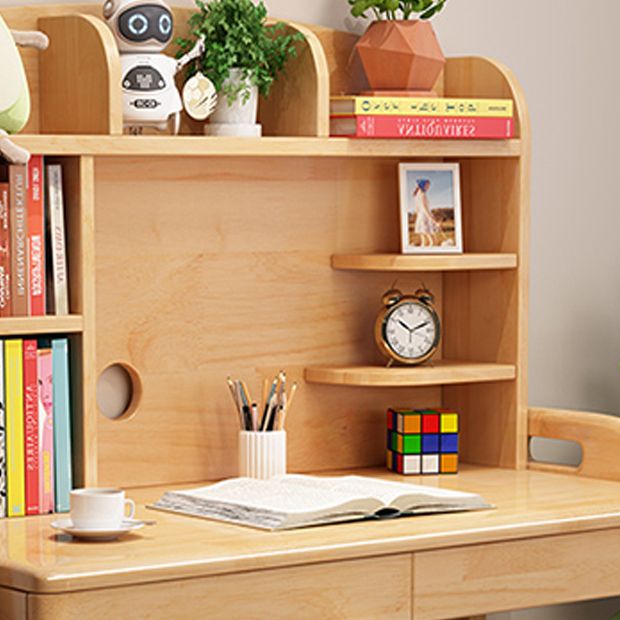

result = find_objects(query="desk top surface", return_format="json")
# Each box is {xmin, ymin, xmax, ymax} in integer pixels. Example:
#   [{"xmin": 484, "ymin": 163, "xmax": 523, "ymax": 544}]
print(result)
[{"xmin": 3, "ymin": 465, "xmax": 620, "ymax": 594}]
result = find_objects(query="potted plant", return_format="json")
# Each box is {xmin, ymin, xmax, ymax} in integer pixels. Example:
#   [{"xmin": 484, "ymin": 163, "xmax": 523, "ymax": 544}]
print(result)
[
  {"xmin": 178, "ymin": 0, "xmax": 303, "ymax": 136},
  {"xmin": 348, "ymin": 0, "xmax": 447, "ymax": 94}
]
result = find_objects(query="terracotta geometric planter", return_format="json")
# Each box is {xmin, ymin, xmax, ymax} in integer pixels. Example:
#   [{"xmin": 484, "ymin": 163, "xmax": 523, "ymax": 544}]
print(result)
[{"xmin": 356, "ymin": 20, "xmax": 445, "ymax": 92}]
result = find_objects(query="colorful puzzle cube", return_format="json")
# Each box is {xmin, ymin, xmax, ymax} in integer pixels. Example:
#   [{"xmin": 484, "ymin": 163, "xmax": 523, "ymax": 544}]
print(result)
[{"xmin": 386, "ymin": 408, "xmax": 459, "ymax": 475}]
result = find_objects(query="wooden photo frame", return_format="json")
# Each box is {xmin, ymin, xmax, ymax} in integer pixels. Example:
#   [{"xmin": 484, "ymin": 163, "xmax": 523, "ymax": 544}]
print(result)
[{"xmin": 398, "ymin": 163, "xmax": 463, "ymax": 254}]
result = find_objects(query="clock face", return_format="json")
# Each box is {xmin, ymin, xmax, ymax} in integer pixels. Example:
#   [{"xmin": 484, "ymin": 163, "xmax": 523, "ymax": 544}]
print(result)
[{"xmin": 383, "ymin": 302, "xmax": 438, "ymax": 362}]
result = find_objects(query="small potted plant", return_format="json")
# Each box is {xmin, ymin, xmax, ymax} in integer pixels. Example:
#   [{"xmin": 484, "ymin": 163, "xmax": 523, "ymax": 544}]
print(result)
[
  {"xmin": 178, "ymin": 0, "xmax": 303, "ymax": 136},
  {"xmin": 348, "ymin": 0, "xmax": 447, "ymax": 94}
]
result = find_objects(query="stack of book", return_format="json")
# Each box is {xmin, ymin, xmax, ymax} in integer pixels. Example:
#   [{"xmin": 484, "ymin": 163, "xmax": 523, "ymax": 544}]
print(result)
[
  {"xmin": 0, "ymin": 337, "xmax": 72, "ymax": 517},
  {"xmin": 330, "ymin": 96, "xmax": 514, "ymax": 139},
  {"xmin": 0, "ymin": 156, "xmax": 69, "ymax": 318}
]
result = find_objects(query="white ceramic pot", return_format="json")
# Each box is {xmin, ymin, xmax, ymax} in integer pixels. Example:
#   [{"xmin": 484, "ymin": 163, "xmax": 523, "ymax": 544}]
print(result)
[{"xmin": 206, "ymin": 68, "xmax": 262, "ymax": 137}]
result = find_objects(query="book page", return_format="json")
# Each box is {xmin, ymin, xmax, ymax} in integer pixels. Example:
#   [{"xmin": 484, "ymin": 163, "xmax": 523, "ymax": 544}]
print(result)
[
  {"xmin": 286, "ymin": 475, "xmax": 480, "ymax": 507},
  {"xmin": 174, "ymin": 476, "xmax": 379, "ymax": 515}
]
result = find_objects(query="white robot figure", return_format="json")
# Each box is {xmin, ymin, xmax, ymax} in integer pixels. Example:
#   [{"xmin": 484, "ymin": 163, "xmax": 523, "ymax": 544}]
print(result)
[{"xmin": 103, "ymin": 0, "xmax": 204, "ymax": 134}]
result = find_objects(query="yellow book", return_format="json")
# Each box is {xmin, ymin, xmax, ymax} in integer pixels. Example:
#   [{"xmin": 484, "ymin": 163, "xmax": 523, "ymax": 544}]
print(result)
[
  {"xmin": 330, "ymin": 96, "xmax": 514, "ymax": 118},
  {"xmin": 6, "ymin": 339, "xmax": 24, "ymax": 517}
]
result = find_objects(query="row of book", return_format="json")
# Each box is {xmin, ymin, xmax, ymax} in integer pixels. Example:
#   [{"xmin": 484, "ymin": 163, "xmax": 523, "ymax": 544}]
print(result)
[
  {"xmin": 0, "ymin": 337, "xmax": 72, "ymax": 517},
  {"xmin": 329, "ymin": 96, "xmax": 515, "ymax": 139},
  {"xmin": 0, "ymin": 156, "xmax": 68, "ymax": 317}
]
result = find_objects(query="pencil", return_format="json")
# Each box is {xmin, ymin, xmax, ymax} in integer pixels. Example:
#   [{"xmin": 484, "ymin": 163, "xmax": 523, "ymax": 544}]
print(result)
[
  {"xmin": 279, "ymin": 383, "xmax": 297, "ymax": 430},
  {"xmin": 260, "ymin": 376, "xmax": 278, "ymax": 431},
  {"xmin": 227, "ymin": 377, "xmax": 244, "ymax": 429},
  {"xmin": 251, "ymin": 403, "xmax": 258, "ymax": 431}
]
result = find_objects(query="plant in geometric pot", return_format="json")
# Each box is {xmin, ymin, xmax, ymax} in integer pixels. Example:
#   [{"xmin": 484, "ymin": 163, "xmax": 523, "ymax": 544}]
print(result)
[
  {"xmin": 348, "ymin": 0, "xmax": 447, "ymax": 95},
  {"xmin": 178, "ymin": 0, "xmax": 303, "ymax": 136}
]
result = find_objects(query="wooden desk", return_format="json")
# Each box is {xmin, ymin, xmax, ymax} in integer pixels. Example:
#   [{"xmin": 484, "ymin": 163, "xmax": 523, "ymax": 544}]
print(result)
[{"xmin": 2, "ymin": 464, "xmax": 620, "ymax": 620}]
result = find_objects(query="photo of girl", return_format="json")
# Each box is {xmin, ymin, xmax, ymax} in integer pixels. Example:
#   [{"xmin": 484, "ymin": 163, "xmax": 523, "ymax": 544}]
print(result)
[{"xmin": 399, "ymin": 163, "xmax": 463, "ymax": 254}]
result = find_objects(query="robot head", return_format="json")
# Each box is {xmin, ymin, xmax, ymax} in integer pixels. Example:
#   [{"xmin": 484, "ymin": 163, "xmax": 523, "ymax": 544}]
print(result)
[{"xmin": 103, "ymin": 0, "xmax": 174, "ymax": 53}]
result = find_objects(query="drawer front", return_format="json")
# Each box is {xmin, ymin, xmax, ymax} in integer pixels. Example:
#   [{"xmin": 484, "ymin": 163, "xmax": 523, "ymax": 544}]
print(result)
[
  {"xmin": 413, "ymin": 528, "xmax": 620, "ymax": 620},
  {"xmin": 29, "ymin": 554, "xmax": 411, "ymax": 620},
  {"xmin": 0, "ymin": 587, "xmax": 26, "ymax": 620}
]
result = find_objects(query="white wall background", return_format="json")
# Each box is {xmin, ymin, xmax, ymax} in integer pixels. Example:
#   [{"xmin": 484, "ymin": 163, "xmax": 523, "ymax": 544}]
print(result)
[{"xmin": 3, "ymin": 0, "xmax": 620, "ymax": 617}]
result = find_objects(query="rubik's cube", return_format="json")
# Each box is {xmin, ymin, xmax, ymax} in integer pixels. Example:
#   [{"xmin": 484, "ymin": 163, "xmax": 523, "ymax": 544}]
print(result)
[{"xmin": 386, "ymin": 409, "xmax": 459, "ymax": 475}]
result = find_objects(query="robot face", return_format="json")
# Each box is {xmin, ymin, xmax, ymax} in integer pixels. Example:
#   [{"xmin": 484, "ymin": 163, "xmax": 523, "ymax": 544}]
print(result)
[
  {"xmin": 103, "ymin": 0, "xmax": 174, "ymax": 52},
  {"xmin": 118, "ymin": 5, "xmax": 173, "ymax": 45}
]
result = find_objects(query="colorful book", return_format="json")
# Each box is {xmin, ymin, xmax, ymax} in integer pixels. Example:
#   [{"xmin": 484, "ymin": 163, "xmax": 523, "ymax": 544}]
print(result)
[
  {"xmin": 9, "ymin": 166, "xmax": 28, "ymax": 317},
  {"xmin": 23, "ymin": 339, "xmax": 39, "ymax": 516},
  {"xmin": 330, "ymin": 115, "xmax": 514, "ymax": 140},
  {"xmin": 0, "ymin": 341, "xmax": 6, "ymax": 518},
  {"xmin": 5, "ymin": 339, "xmax": 24, "ymax": 517},
  {"xmin": 37, "ymin": 343, "xmax": 54, "ymax": 514},
  {"xmin": 27, "ymin": 156, "xmax": 45, "ymax": 317},
  {"xmin": 45, "ymin": 165, "xmax": 69, "ymax": 316},
  {"xmin": 52, "ymin": 338, "xmax": 72, "ymax": 513},
  {"xmin": 0, "ymin": 183, "xmax": 10, "ymax": 318},
  {"xmin": 330, "ymin": 96, "xmax": 514, "ymax": 118}
]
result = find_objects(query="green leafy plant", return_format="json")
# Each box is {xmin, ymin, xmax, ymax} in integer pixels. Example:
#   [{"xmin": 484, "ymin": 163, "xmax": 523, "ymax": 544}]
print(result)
[
  {"xmin": 348, "ymin": 0, "xmax": 447, "ymax": 20},
  {"xmin": 177, "ymin": 0, "xmax": 304, "ymax": 104}
]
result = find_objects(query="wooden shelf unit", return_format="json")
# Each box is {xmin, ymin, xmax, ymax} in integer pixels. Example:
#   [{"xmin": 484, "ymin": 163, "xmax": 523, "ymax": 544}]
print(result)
[
  {"xmin": 1, "ymin": 4, "xmax": 529, "ymax": 487},
  {"xmin": 332, "ymin": 253, "xmax": 518, "ymax": 272},
  {"xmin": 12, "ymin": 135, "xmax": 523, "ymax": 159},
  {"xmin": 305, "ymin": 362, "xmax": 517, "ymax": 388},
  {"xmin": 0, "ymin": 315, "xmax": 84, "ymax": 336}
]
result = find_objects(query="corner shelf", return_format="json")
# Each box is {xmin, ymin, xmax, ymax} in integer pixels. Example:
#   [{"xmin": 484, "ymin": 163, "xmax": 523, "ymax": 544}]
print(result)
[
  {"xmin": 0, "ymin": 315, "xmax": 83, "ymax": 337},
  {"xmin": 332, "ymin": 253, "xmax": 518, "ymax": 272},
  {"xmin": 304, "ymin": 361, "xmax": 517, "ymax": 388}
]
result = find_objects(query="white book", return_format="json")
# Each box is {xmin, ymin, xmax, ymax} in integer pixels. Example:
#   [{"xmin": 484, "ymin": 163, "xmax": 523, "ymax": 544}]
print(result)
[
  {"xmin": 151, "ymin": 474, "xmax": 491, "ymax": 531},
  {"xmin": 45, "ymin": 165, "xmax": 69, "ymax": 316},
  {"xmin": 0, "ymin": 341, "xmax": 6, "ymax": 518}
]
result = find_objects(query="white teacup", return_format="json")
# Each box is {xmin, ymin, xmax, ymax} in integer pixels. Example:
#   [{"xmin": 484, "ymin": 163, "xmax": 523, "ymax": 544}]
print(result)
[{"xmin": 70, "ymin": 488, "xmax": 135, "ymax": 530}]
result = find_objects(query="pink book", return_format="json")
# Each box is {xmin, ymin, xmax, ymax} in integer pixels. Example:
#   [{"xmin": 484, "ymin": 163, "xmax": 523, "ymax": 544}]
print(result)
[{"xmin": 37, "ymin": 346, "xmax": 54, "ymax": 514}]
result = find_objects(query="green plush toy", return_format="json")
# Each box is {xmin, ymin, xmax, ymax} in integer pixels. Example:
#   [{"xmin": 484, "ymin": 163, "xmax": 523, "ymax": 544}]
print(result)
[{"xmin": 0, "ymin": 15, "xmax": 48, "ymax": 164}]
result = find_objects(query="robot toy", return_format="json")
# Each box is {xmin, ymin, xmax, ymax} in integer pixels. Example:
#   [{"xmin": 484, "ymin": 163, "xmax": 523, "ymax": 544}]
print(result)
[
  {"xmin": 103, "ymin": 0, "xmax": 204, "ymax": 134},
  {"xmin": 0, "ymin": 16, "xmax": 49, "ymax": 164}
]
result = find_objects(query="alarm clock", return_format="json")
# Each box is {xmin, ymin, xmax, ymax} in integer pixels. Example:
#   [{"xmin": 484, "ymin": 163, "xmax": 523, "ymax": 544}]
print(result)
[{"xmin": 375, "ymin": 287, "xmax": 440, "ymax": 366}]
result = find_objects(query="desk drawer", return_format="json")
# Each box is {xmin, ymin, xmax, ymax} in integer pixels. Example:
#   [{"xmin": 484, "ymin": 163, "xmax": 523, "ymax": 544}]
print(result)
[
  {"xmin": 29, "ymin": 554, "xmax": 411, "ymax": 620},
  {"xmin": 413, "ymin": 528, "xmax": 620, "ymax": 620}
]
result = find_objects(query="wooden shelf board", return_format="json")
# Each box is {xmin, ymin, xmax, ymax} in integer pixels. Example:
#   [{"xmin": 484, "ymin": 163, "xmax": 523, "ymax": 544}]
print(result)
[
  {"xmin": 15, "ymin": 135, "xmax": 522, "ymax": 159},
  {"xmin": 0, "ymin": 315, "xmax": 83, "ymax": 336},
  {"xmin": 304, "ymin": 360, "xmax": 516, "ymax": 387},
  {"xmin": 332, "ymin": 253, "xmax": 518, "ymax": 272}
]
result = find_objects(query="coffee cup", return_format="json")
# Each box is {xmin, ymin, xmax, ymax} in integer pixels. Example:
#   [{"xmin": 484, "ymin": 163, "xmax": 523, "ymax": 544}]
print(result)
[{"xmin": 70, "ymin": 488, "xmax": 135, "ymax": 530}]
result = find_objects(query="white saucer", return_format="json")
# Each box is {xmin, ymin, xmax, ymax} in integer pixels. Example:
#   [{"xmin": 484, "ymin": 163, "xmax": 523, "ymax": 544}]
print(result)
[{"xmin": 51, "ymin": 518, "xmax": 145, "ymax": 541}]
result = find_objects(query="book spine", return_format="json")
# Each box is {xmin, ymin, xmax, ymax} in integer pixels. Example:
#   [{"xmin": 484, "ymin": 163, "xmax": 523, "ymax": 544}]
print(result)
[
  {"xmin": 37, "ymin": 345, "xmax": 54, "ymax": 514},
  {"xmin": 23, "ymin": 339, "xmax": 39, "ymax": 515},
  {"xmin": 332, "ymin": 96, "xmax": 513, "ymax": 118},
  {"xmin": 333, "ymin": 115, "xmax": 514, "ymax": 139},
  {"xmin": 46, "ymin": 165, "xmax": 69, "ymax": 316},
  {"xmin": 27, "ymin": 156, "xmax": 45, "ymax": 317},
  {"xmin": 0, "ymin": 341, "xmax": 6, "ymax": 518},
  {"xmin": 0, "ymin": 184, "xmax": 10, "ymax": 318},
  {"xmin": 5, "ymin": 339, "xmax": 24, "ymax": 517},
  {"xmin": 52, "ymin": 338, "xmax": 71, "ymax": 513},
  {"xmin": 9, "ymin": 166, "xmax": 29, "ymax": 317}
]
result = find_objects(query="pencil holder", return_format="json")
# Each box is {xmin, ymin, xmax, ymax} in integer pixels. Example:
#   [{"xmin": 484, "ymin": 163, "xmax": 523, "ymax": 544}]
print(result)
[{"xmin": 239, "ymin": 431, "xmax": 287, "ymax": 479}]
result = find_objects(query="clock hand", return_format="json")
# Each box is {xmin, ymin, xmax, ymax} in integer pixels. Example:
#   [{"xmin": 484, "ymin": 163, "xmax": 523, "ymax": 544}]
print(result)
[
  {"xmin": 412, "ymin": 321, "xmax": 430, "ymax": 332},
  {"xmin": 397, "ymin": 320, "xmax": 413, "ymax": 332}
]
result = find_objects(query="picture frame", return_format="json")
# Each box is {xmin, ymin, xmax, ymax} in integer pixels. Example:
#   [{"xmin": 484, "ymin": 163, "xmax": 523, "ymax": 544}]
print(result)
[{"xmin": 398, "ymin": 163, "xmax": 463, "ymax": 254}]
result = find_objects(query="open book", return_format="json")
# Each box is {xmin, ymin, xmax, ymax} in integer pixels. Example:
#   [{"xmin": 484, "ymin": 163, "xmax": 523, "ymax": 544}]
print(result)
[{"xmin": 151, "ymin": 475, "xmax": 491, "ymax": 531}]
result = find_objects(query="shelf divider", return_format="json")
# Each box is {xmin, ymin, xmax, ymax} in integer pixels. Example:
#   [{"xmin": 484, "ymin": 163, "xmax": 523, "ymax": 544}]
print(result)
[{"xmin": 304, "ymin": 361, "xmax": 516, "ymax": 388}]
